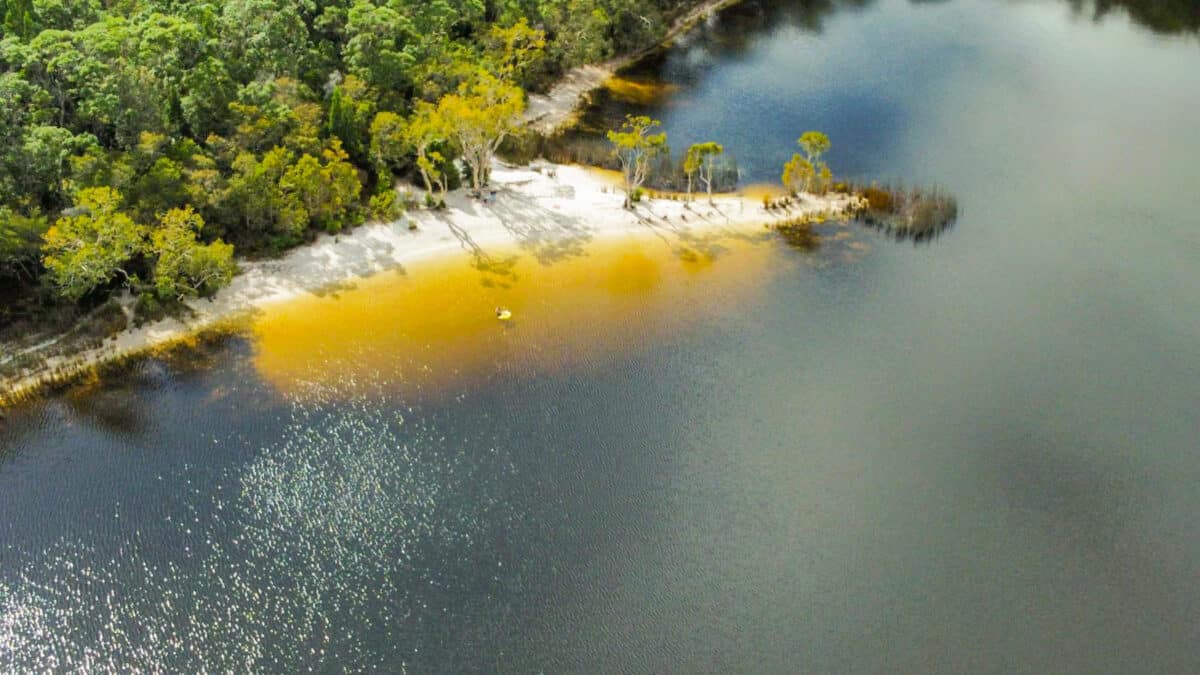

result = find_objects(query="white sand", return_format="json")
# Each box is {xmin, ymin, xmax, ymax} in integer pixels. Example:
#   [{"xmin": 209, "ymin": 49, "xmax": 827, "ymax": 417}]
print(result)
[
  {"xmin": 524, "ymin": 65, "xmax": 614, "ymax": 135},
  {"xmin": 0, "ymin": 163, "xmax": 856, "ymax": 402}
]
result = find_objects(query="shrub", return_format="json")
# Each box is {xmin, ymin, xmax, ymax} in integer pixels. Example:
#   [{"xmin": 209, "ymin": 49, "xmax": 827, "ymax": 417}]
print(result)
[
  {"xmin": 368, "ymin": 190, "xmax": 404, "ymax": 222},
  {"xmin": 860, "ymin": 186, "xmax": 894, "ymax": 212},
  {"xmin": 133, "ymin": 292, "xmax": 166, "ymax": 325}
]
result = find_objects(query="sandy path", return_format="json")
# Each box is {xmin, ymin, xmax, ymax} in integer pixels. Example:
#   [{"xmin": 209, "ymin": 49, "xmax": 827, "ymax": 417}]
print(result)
[
  {"xmin": 0, "ymin": 163, "xmax": 854, "ymax": 403},
  {"xmin": 524, "ymin": 66, "xmax": 614, "ymax": 135}
]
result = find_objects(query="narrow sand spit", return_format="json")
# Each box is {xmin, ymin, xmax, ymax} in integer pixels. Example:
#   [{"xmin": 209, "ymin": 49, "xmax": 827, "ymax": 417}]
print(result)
[{"xmin": 0, "ymin": 163, "xmax": 855, "ymax": 403}]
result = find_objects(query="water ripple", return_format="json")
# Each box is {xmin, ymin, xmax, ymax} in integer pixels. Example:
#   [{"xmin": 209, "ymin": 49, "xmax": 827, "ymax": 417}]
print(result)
[{"xmin": 0, "ymin": 387, "xmax": 521, "ymax": 671}]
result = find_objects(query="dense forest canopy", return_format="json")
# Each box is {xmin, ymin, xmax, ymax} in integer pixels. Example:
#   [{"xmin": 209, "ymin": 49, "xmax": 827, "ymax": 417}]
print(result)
[{"xmin": 0, "ymin": 0, "xmax": 700, "ymax": 316}]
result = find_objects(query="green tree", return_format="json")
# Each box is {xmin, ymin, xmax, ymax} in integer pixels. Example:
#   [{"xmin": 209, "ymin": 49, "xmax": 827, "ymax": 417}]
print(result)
[
  {"xmin": 407, "ymin": 37, "xmax": 479, "ymax": 102},
  {"xmin": 120, "ymin": 132, "xmax": 192, "ymax": 221},
  {"xmin": 42, "ymin": 187, "xmax": 145, "ymax": 301},
  {"xmin": 326, "ymin": 74, "xmax": 376, "ymax": 164},
  {"xmin": 179, "ymin": 58, "xmax": 236, "ymax": 140},
  {"xmin": 19, "ymin": 125, "xmax": 95, "ymax": 208},
  {"xmin": 279, "ymin": 154, "xmax": 327, "ymax": 226},
  {"xmin": 482, "ymin": 18, "xmax": 547, "ymax": 87},
  {"xmin": 219, "ymin": 0, "xmax": 309, "ymax": 81},
  {"xmin": 542, "ymin": 0, "xmax": 611, "ymax": 67},
  {"xmin": 224, "ymin": 79, "xmax": 320, "ymax": 156},
  {"xmin": 317, "ymin": 141, "xmax": 365, "ymax": 231},
  {"xmin": 2, "ymin": 0, "xmax": 35, "ymax": 39},
  {"xmin": 150, "ymin": 206, "xmax": 237, "ymax": 301},
  {"xmin": 0, "ymin": 206, "xmax": 49, "ymax": 281},
  {"xmin": 684, "ymin": 141, "xmax": 723, "ymax": 204},
  {"xmin": 368, "ymin": 110, "xmax": 407, "ymax": 178},
  {"xmin": 279, "ymin": 140, "xmax": 363, "ymax": 233},
  {"xmin": 223, "ymin": 147, "xmax": 304, "ymax": 242},
  {"xmin": 607, "ymin": 114, "xmax": 667, "ymax": 209},
  {"xmin": 798, "ymin": 131, "xmax": 833, "ymax": 193},
  {"xmin": 373, "ymin": 103, "xmax": 452, "ymax": 202},
  {"xmin": 344, "ymin": 0, "xmax": 418, "ymax": 96}
]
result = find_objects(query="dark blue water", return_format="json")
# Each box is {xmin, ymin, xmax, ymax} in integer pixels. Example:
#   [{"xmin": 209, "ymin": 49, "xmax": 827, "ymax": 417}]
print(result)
[{"xmin": 3, "ymin": 0, "xmax": 1200, "ymax": 670}]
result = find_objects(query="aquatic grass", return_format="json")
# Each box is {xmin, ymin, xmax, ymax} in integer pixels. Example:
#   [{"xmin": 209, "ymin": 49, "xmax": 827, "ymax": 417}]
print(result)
[{"xmin": 848, "ymin": 182, "xmax": 959, "ymax": 242}]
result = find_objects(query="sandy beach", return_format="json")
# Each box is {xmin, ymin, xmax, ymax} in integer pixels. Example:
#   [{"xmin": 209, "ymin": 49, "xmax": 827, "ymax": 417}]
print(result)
[{"xmin": 0, "ymin": 162, "xmax": 856, "ymax": 403}]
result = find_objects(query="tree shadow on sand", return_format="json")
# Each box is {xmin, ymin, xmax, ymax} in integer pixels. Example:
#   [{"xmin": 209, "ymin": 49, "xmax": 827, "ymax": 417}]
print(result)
[
  {"xmin": 486, "ymin": 186, "xmax": 596, "ymax": 265},
  {"xmin": 432, "ymin": 213, "xmax": 521, "ymax": 289},
  {"xmin": 633, "ymin": 201, "xmax": 772, "ymax": 263}
]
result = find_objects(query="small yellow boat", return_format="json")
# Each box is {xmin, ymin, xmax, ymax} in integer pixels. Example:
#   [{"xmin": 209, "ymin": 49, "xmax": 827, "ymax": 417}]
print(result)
[{"xmin": 495, "ymin": 307, "xmax": 513, "ymax": 321}]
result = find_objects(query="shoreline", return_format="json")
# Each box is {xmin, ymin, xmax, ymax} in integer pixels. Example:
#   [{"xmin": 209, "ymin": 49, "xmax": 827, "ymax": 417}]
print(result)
[
  {"xmin": 0, "ymin": 163, "xmax": 856, "ymax": 406},
  {"xmin": 0, "ymin": 0, "xmax": 757, "ymax": 407},
  {"xmin": 524, "ymin": 0, "xmax": 746, "ymax": 134}
]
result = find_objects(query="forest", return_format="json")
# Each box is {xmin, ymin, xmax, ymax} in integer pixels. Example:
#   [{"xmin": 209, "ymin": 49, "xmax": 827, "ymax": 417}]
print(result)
[{"xmin": 0, "ymin": 0, "xmax": 703, "ymax": 326}]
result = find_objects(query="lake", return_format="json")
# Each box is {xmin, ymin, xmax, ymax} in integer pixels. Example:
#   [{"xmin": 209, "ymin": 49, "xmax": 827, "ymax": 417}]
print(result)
[{"xmin": 3, "ymin": 0, "xmax": 1199, "ymax": 670}]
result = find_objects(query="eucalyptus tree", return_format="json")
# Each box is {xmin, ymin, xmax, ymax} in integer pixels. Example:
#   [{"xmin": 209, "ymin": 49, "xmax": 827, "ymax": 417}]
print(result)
[
  {"xmin": 149, "ymin": 206, "xmax": 236, "ymax": 302},
  {"xmin": 344, "ymin": 0, "xmax": 418, "ymax": 97},
  {"xmin": 684, "ymin": 141, "xmax": 723, "ymax": 204},
  {"xmin": 279, "ymin": 140, "xmax": 363, "ymax": 233},
  {"xmin": 438, "ymin": 72, "xmax": 524, "ymax": 191},
  {"xmin": 0, "ymin": 207, "xmax": 48, "ymax": 282},
  {"xmin": 482, "ymin": 17, "xmax": 547, "ymax": 87},
  {"xmin": 219, "ymin": 0, "xmax": 310, "ymax": 81},
  {"xmin": 607, "ymin": 115, "xmax": 667, "ymax": 208},
  {"xmin": 42, "ymin": 187, "xmax": 146, "ymax": 301},
  {"xmin": 798, "ymin": 131, "xmax": 830, "ymax": 167},
  {"xmin": 783, "ymin": 131, "xmax": 833, "ymax": 194},
  {"xmin": 371, "ymin": 103, "xmax": 453, "ymax": 203}
]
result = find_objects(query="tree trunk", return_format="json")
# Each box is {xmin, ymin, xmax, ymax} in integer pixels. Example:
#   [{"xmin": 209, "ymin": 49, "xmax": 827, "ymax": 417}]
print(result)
[
  {"xmin": 700, "ymin": 157, "xmax": 710, "ymax": 205},
  {"xmin": 623, "ymin": 165, "xmax": 634, "ymax": 209},
  {"xmin": 416, "ymin": 149, "xmax": 433, "ymax": 195}
]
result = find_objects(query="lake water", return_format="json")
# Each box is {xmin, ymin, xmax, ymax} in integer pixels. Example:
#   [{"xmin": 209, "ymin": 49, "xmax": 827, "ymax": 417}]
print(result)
[{"xmin": 3, "ymin": 0, "xmax": 1199, "ymax": 670}]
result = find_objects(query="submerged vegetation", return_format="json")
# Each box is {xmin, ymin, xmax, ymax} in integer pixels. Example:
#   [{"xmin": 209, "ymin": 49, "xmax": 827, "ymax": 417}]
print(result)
[{"xmin": 856, "ymin": 184, "xmax": 959, "ymax": 241}]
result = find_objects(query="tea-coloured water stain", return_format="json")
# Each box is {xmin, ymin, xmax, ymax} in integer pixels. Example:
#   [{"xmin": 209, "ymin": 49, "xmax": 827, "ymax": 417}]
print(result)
[{"xmin": 249, "ymin": 235, "xmax": 783, "ymax": 398}]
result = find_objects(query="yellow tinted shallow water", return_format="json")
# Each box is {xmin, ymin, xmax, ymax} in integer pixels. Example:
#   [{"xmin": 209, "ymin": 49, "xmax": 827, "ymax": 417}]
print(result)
[
  {"xmin": 603, "ymin": 77, "xmax": 680, "ymax": 105},
  {"xmin": 739, "ymin": 184, "xmax": 790, "ymax": 200},
  {"xmin": 249, "ymin": 233, "xmax": 783, "ymax": 399}
]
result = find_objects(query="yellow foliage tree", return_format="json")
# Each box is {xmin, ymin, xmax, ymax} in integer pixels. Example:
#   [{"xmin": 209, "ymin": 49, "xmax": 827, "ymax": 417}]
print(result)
[
  {"xmin": 437, "ymin": 72, "xmax": 525, "ymax": 191},
  {"xmin": 151, "ymin": 206, "xmax": 236, "ymax": 301},
  {"xmin": 42, "ymin": 187, "xmax": 145, "ymax": 301},
  {"xmin": 607, "ymin": 115, "xmax": 667, "ymax": 209}
]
